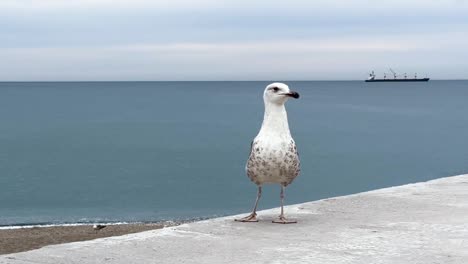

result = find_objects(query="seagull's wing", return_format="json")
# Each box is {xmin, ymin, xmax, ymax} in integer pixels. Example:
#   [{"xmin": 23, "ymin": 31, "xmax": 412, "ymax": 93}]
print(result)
[
  {"xmin": 284, "ymin": 139, "xmax": 301, "ymax": 185},
  {"xmin": 245, "ymin": 139, "xmax": 259, "ymax": 183}
]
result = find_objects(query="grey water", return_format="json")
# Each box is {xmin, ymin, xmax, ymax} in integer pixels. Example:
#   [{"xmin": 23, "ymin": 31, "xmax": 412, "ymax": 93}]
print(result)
[{"xmin": 0, "ymin": 81, "xmax": 467, "ymax": 226}]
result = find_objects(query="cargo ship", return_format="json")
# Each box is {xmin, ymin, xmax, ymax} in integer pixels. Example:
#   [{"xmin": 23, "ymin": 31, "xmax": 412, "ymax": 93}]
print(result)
[{"xmin": 365, "ymin": 69, "xmax": 429, "ymax": 82}]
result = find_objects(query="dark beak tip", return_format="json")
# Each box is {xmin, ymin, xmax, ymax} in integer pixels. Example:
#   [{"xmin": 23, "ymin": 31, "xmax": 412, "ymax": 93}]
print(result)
[{"xmin": 290, "ymin": 92, "xmax": 300, "ymax": 99}]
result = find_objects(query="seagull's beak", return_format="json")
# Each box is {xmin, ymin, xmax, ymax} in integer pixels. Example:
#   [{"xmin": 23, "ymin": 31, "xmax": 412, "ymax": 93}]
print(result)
[{"xmin": 285, "ymin": 91, "xmax": 300, "ymax": 99}]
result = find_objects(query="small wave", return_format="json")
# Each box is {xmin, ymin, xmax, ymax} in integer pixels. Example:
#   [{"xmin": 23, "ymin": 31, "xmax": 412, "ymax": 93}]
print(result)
[
  {"xmin": 0, "ymin": 216, "xmax": 215, "ymax": 230},
  {"xmin": 0, "ymin": 222, "xmax": 134, "ymax": 230}
]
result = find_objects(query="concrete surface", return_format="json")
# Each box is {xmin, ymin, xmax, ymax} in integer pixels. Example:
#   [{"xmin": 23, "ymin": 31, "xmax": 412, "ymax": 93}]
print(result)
[{"xmin": 1, "ymin": 175, "xmax": 468, "ymax": 264}]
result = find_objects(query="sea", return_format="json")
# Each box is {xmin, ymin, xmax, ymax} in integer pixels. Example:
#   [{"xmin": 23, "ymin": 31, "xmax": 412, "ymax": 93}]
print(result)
[{"xmin": 1, "ymin": 81, "xmax": 467, "ymax": 227}]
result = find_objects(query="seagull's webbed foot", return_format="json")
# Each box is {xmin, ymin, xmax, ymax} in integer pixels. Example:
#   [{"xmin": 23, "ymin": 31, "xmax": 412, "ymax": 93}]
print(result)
[
  {"xmin": 234, "ymin": 213, "xmax": 258, "ymax": 222},
  {"xmin": 272, "ymin": 215, "xmax": 297, "ymax": 224}
]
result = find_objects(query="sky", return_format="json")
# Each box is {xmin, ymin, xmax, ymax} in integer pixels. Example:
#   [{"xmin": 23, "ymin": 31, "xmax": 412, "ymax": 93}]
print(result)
[{"xmin": 1, "ymin": 0, "xmax": 467, "ymax": 81}]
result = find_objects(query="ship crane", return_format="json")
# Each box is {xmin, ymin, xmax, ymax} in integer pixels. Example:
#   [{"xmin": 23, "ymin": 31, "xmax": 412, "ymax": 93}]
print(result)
[
  {"xmin": 365, "ymin": 68, "xmax": 429, "ymax": 82},
  {"xmin": 389, "ymin": 68, "xmax": 398, "ymax": 79}
]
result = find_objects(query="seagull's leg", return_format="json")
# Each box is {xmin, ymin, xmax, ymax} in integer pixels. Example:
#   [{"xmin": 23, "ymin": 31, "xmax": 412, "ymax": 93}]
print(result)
[
  {"xmin": 272, "ymin": 185, "xmax": 297, "ymax": 224},
  {"xmin": 235, "ymin": 186, "xmax": 262, "ymax": 222}
]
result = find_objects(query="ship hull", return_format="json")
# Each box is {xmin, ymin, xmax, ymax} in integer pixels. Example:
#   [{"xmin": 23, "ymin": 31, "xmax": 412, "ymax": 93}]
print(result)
[{"xmin": 365, "ymin": 78, "xmax": 430, "ymax": 82}]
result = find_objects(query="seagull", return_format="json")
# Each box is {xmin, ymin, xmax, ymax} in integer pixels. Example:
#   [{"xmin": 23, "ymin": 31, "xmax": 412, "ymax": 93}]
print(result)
[
  {"xmin": 93, "ymin": 224, "xmax": 106, "ymax": 233},
  {"xmin": 235, "ymin": 83, "xmax": 300, "ymax": 224}
]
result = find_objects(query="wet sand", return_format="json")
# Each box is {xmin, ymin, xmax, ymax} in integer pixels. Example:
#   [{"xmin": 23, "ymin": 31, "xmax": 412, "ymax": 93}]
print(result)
[{"xmin": 0, "ymin": 223, "xmax": 170, "ymax": 255}]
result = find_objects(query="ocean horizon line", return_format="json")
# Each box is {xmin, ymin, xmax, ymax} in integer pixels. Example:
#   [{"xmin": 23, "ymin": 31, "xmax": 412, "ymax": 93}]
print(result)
[{"xmin": 0, "ymin": 79, "xmax": 467, "ymax": 83}]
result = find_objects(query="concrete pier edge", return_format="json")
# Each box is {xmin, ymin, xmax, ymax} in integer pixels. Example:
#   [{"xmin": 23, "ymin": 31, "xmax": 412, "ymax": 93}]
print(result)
[{"xmin": 1, "ymin": 174, "xmax": 467, "ymax": 264}]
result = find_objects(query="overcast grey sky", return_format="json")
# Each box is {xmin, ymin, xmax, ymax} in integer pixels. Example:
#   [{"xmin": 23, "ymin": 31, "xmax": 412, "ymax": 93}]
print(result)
[{"xmin": 1, "ymin": 0, "xmax": 467, "ymax": 81}]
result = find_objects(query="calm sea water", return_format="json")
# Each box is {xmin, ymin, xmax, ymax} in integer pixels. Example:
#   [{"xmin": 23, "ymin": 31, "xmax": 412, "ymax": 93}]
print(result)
[{"xmin": 0, "ymin": 81, "xmax": 467, "ymax": 226}]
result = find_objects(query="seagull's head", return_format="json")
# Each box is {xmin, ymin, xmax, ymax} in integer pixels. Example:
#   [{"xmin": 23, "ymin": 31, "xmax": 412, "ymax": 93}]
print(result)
[{"xmin": 263, "ymin": 82, "xmax": 299, "ymax": 105}]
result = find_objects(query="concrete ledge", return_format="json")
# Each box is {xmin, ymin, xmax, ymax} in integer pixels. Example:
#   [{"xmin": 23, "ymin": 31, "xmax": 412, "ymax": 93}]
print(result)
[{"xmin": 2, "ymin": 175, "xmax": 468, "ymax": 264}]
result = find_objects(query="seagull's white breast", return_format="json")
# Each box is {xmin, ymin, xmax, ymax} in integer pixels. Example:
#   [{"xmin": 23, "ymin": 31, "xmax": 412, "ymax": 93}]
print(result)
[{"xmin": 246, "ymin": 135, "xmax": 300, "ymax": 186}]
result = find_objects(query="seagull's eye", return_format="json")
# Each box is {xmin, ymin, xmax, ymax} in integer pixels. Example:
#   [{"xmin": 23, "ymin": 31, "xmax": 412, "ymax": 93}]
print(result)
[{"xmin": 272, "ymin": 87, "xmax": 279, "ymax": 92}]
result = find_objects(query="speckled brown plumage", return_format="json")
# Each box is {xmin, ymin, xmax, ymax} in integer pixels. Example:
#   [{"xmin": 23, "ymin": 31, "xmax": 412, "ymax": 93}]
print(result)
[{"xmin": 246, "ymin": 139, "xmax": 300, "ymax": 186}]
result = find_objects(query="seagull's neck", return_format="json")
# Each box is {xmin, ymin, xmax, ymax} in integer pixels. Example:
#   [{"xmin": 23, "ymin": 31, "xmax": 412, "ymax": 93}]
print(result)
[{"xmin": 258, "ymin": 101, "xmax": 291, "ymax": 139}]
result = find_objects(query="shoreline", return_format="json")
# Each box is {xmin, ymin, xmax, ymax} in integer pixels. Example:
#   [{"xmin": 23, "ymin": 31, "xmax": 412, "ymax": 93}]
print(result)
[
  {"xmin": 0, "ymin": 222, "xmax": 184, "ymax": 255},
  {"xmin": 0, "ymin": 219, "xmax": 191, "ymax": 230}
]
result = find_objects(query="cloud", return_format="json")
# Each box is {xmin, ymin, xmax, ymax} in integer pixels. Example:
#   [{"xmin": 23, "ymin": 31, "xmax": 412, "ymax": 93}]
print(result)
[
  {"xmin": 1, "ymin": 31, "xmax": 466, "ymax": 80},
  {"xmin": 1, "ymin": 0, "xmax": 467, "ymax": 11},
  {"xmin": 1, "ymin": 2, "xmax": 466, "ymax": 50},
  {"xmin": 0, "ymin": 0, "xmax": 466, "ymax": 80}
]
